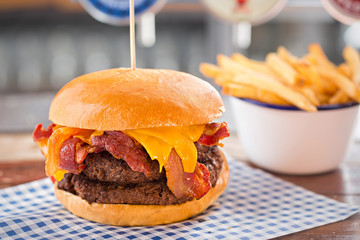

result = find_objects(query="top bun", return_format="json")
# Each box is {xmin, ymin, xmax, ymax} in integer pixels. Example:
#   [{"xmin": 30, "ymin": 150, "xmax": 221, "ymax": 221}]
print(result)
[{"xmin": 49, "ymin": 68, "xmax": 225, "ymax": 130}]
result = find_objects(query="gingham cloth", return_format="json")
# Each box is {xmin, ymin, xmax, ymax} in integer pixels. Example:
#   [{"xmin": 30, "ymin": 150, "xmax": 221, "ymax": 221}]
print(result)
[{"xmin": 0, "ymin": 159, "xmax": 358, "ymax": 240}]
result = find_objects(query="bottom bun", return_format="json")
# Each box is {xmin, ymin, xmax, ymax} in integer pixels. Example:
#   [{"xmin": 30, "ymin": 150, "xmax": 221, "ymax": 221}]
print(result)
[{"xmin": 54, "ymin": 152, "xmax": 229, "ymax": 226}]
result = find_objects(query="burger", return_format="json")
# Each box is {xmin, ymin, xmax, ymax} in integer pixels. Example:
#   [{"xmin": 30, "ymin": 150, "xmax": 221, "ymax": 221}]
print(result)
[{"xmin": 32, "ymin": 68, "xmax": 230, "ymax": 226}]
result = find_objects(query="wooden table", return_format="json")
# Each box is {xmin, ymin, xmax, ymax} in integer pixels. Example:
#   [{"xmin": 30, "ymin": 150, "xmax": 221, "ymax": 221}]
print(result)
[{"xmin": 1, "ymin": 134, "xmax": 359, "ymax": 239}]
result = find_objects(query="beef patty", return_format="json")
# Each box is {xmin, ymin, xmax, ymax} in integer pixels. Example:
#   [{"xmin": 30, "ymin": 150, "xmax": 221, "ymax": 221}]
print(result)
[
  {"xmin": 58, "ymin": 143, "xmax": 224, "ymax": 205},
  {"xmin": 82, "ymin": 151, "xmax": 165, "ymax": 185}
]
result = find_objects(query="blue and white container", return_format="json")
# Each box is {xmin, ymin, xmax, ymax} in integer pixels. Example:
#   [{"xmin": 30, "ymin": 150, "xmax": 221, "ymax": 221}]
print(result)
[{"xmin": 78, "ymin": 0, "xmax": 166, "ymax": 25}]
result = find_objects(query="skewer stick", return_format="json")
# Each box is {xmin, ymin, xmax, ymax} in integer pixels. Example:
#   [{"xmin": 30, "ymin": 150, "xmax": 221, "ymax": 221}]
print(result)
[{"xmin": 129, "ymin": 0, "xmax": 136, "ymax": 70}]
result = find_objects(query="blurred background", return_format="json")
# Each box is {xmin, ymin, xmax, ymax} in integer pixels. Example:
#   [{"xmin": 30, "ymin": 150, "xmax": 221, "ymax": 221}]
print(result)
[{"xmin": 0, "ymin": 0, "xmax": 359, "ymax": 132}]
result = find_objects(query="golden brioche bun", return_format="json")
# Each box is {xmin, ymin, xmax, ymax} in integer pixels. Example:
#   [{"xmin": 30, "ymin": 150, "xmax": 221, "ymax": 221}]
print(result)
[
  {"xmin": 49, "ymin": 68, "xmax": 225, "ymax": 130},
  {"xmin": 54, "ymin": 152, "xmax": 229, "ymax": 226}
]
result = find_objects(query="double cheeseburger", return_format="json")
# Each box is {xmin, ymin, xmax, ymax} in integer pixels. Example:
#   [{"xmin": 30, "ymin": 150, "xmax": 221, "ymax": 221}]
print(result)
[{"xmin": 33, "ymin": 68, "xmax": 230, "ymax": 226}]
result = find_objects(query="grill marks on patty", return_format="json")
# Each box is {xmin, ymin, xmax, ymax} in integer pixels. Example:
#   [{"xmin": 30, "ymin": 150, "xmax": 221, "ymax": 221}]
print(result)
[{"xmin": 58, "ymin": 144, "xmax": 223, "ymax": 205}]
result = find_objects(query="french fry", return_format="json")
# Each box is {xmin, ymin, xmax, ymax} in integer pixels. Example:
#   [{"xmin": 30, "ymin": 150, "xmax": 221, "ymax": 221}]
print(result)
[
  {"xmin": 222, "ymin": 83, "xmax": 256, "ymax": 99},
  {"xmin": 293, "ymin": 61, "xmax": 324, "ymax": 93},
  {"xmin": 232, "ymin": 53, "xmax": 273, "ymax": 75},
  {"xmin": 222, "ymin": 83, "xmax": 290, "ymax": 105},
  {"xmin": 218, "ymin": 54, "xmax": 275, "ymax": 82},
  {"xmin": 316, "ymin": 93, "xmax": 331, "ymax": 105},
  {"xmin": 317, "ymin": 67, "xmax": 360, "ymax": 101},
  {"xmin": 319, "ymin": 76, "xmax": 338, "ymax": 95},
  {"xmin": 277, "ymin": 48, "xmax": 321, "ymax": 97},
  {"xmin": 293, "ymin": 86, "xmax": 320, "ymax": 106},
  {"xmin": 337, "ymin": 63, "xmax": 352, "ymax": 78},
  {"xmin": 277, "ymin": 46, "xmax": 298, "ymax": 65},
  {"xmin": 329, "ymin": 90, "xmax": 350, "ymax": 104},
  {"xmin": 343, "ymin": 45, "xmax": 360, "ymax": 87},
  {"xmin": 199, "ymin": 63, "xmax": 223, "ymax": 78},
  {"xmin": 306, "ymin": 46, "xmax": 338, "ymax": 95},
  {"xmin": 254, "ymin": 88, "xmax": 290, "ymax": 105},
  {"xmin": 278, "ymin": 49, "xmax": 326, "ymax": 95},
  {"xmin": 199, "ymin": 63, "xmax": 234, "ymax": 85},
  {"xmin": 266, "ymin": 53, "xmax": 298, "ymax": 85},
  {"xmin": 232, "ymin": 73, "xmax": 317, "ymax": 111},
  {"xmin": 308, "ymin": 43, "xmax": 337, "ymax": 69},
  {"xmin": 214, "ymin": 74, "xmax": 234, "ymax": 86}
]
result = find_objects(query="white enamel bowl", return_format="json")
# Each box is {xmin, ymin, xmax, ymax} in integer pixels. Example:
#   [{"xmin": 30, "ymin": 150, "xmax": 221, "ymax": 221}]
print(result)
[{"xmin": 230, "ymin": 97, "xmax": 359, "ymax": 175}]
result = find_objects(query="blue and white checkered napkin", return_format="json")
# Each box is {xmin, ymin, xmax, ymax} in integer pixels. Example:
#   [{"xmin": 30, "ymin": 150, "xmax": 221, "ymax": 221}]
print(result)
[{"xmin": 0, "ymin": 159, "xmax": 358, "ymax": 240}]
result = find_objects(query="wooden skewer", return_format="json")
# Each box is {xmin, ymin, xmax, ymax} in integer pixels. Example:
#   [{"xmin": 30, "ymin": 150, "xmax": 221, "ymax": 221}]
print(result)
[{"xmin": 129, "ymin": 0, "xmax": 136, "ymax": 70}]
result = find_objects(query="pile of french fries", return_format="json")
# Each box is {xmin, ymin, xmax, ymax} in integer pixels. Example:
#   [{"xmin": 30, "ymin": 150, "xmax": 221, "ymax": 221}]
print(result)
[{"xmin": 200, "ymin": 44, "xmax": 360, "ymax": 112}]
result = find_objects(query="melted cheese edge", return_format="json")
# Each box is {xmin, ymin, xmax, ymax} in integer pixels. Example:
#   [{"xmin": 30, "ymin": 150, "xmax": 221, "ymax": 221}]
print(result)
[{"xmin": 124, "ymin": 124, "xmax": 205, "ymax": 173}]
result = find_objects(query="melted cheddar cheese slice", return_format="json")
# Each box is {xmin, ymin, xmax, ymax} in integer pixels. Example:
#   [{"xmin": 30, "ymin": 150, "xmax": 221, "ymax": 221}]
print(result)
[{"xmin": 124, "ymin": 124, "xmax": 205, "ymax": 173}]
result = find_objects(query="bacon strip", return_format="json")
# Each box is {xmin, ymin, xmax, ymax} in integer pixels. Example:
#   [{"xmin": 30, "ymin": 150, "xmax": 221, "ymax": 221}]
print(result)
[
  {"xmin": 164, "ymin": 149, "xmax": 211, "ymax": 199},
  {"xmin": 59, "ymin": 138, "xmax": 84, "ymax": 174},
  {"xmin": 197, "ymin": 122, "xmax": 230, "ymax": 146},
  {"xmin": 91, "ymin": 131, "xmax": 151, "ymax": 177},
  {"xmin": 32, "ymin": 123, "xmax": 56, "ymax": 142},
  {"xmin": 32, "ymin": 123, "xmax": 57, "ymax": 156},
  {"xmin": 76, "ymin": 146, "xmax": 91, "ymax": 164}
]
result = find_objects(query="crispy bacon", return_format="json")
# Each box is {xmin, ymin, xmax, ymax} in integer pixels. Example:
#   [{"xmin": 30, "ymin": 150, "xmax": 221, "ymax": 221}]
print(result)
[
  {"xmin": 164, "ymin": 149, "xmax": 211, "ymax": 199},
  {"xmin": 76, "ymin": 146, "xmax": 90, "ymax": 164},
  {"xmin": 91, "ymin": 131, "xmax": 151, "ymax": 177},
  {"xmin": 32, "ymin": 123, "xmax": 56, "ymax": 142},
  {"xmin": 59, "ymin": 137, "xmax": 84, "ymax": 174},
  {"xmin": 33, "ymin": 123, "xmax": 57, "ymax": 157},
  {"xmin": 197, "ymin": 122, "xmax": 230, "ymax": 146}
]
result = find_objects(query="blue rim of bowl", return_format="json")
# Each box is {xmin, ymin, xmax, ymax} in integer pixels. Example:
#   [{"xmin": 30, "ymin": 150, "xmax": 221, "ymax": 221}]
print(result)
[{"xmin": 239, "ymin": 98, "xmax": 359, "ymax": 111}]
